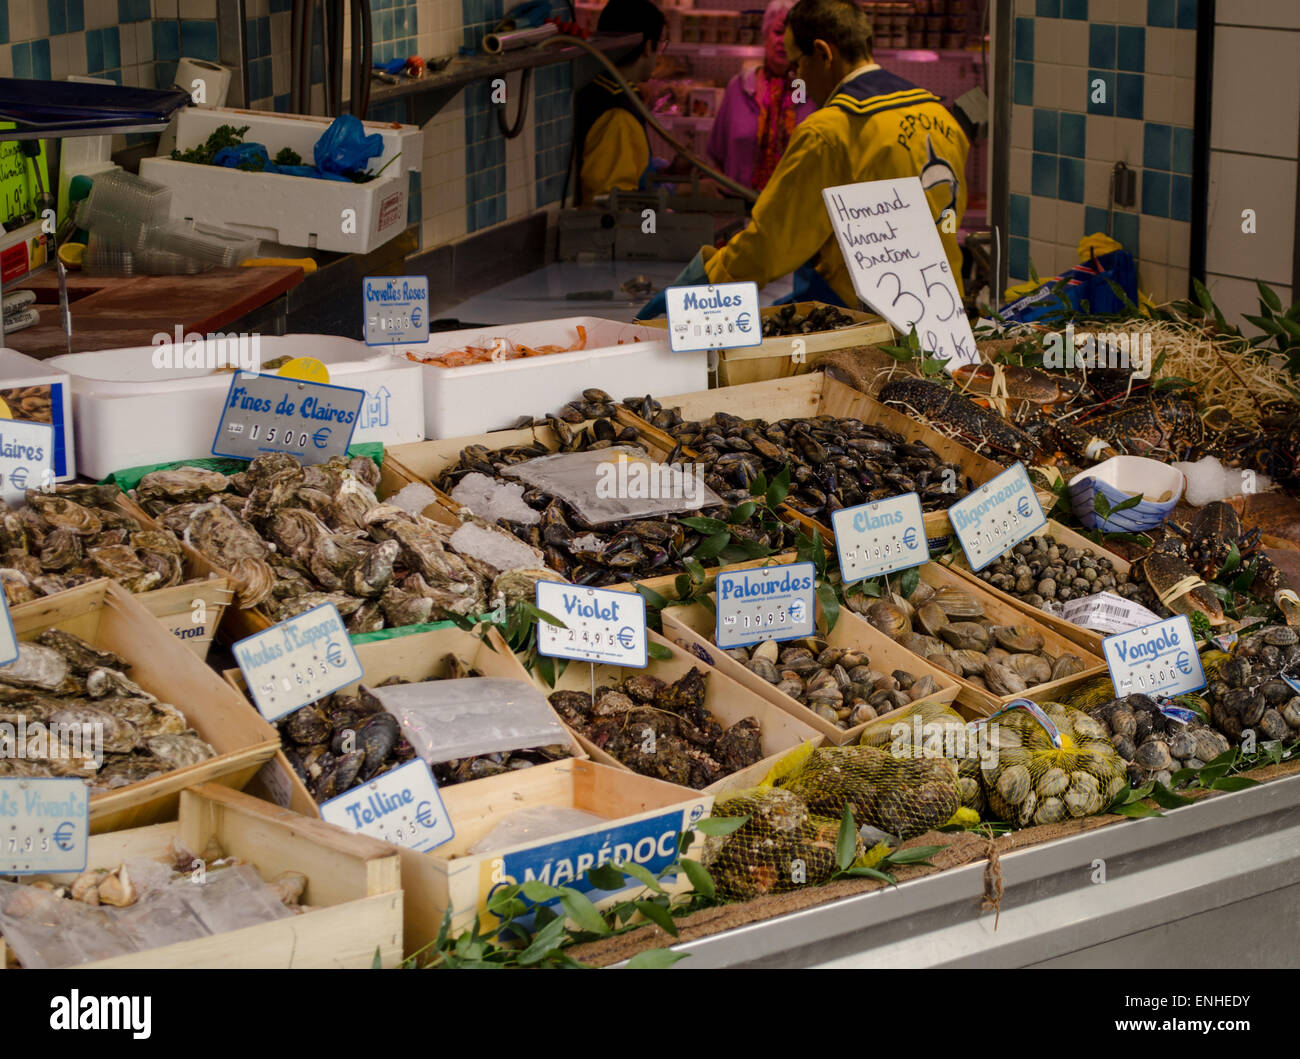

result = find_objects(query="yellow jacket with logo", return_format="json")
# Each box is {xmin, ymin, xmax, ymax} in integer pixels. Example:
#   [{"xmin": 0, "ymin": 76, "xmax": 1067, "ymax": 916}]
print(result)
[
  {"xmin": 575, "ymin": 74, "xmax": 651, "ymax": 206},
  {"xmin": 703, "ymin": 66, "xmax": 970, "ymax": 302}
]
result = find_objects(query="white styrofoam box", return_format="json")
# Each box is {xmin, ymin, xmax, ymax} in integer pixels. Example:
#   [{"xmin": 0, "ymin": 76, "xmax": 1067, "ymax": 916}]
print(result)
[
  {"xmin": 48, "ymin": 334, "xmax": 425, "ymax": 479},
  {"xmin": 138, "ymin": 107, "xmax": 422, "ymax": 254},
  {"xmin": 0, "ymin": 350, "xmax": 76, "ymax": 480},
  {"xmin": 390, "ymin": 317, "xmax": 706, "ymax": 439}
]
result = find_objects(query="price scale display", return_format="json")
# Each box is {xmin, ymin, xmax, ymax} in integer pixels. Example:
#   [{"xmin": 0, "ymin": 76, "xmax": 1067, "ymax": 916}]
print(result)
[
  {"xmin": 715, "ymin": 562, "xmax": 816, "ymax": 649},
  {"xmin": 948, "ymin": 462, "xmax": 1046, "ymax": 572},
  {"xmin": 1103, "ymin": 614, "xmax": 1206, "ymax": 699},
  {"xmin": 831, "ymin": 492, "xmax": 927, "ymax": 583},
  {"xmin": 0, "ymin": 778, "xmax": 88, "ymax": 874},
  {"xmin": 535, "ymin": 582, "xmax": 647, "ymax": 667}
]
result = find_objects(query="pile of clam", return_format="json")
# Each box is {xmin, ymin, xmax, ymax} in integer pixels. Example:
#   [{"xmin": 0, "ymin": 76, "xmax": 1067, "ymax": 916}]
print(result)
[
  {"xmin": 975, "ymin": 534, "xmax": 1162, "ymax": 616},
  {"xmin": 855, "ymin": 581, "xmax": 1090, "ymax": 696},
  {"xmin": 705, "ymin": 636, "xmax": 943, "ymax": 730},
  {"xmin": 1203, "ymin": 625, "xmax": 1300, "ymax": 745},
  {"xmin": 1086, "ymin": 694, "xmax": 1232, "ymax": 788}
]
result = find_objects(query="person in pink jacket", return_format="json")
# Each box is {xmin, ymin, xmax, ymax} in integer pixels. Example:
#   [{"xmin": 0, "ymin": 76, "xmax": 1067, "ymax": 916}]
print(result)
[{"xmin": 706, "ymin": 0, "xmax": 818, "ymax": 192}]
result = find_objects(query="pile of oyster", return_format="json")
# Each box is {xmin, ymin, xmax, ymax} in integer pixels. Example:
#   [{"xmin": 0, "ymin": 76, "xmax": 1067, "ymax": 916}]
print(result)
[
  {"xmin": 0, "ymin": 483, "xmax": 191, "ymax": 606},
  {"xmin": 697, "ymin": 635, "xmax": 944, "ymax": 730},
  {"xmin": 133, "ymin": 454, "xmax": 505, "ymax": 631},
  {"xmin": 0, "ymin": 629, "xmax": 215, "ymax": 790},
  {"xmin": 548, "ymin": 667, "xmax": 765, "ymax": 789},
  {"xmin": 1202, "ymin": 625, "xmax": 1300, "ymax": 745},
  {"xmin": 856, "ymin": 581, "xmax": 1090, "ymax": 695},
  {"xmin": 1086, "ymin": 694, "xmax": 1232, "ymax": 788}
]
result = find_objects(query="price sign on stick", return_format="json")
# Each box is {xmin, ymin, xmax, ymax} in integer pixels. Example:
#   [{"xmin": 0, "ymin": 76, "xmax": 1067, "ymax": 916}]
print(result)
[
  {"xmin": 665, "ymin": 282, "xmax": 762, "ymax": 352},
  {"xmin": 321, "ymin": 759, "xmax": 454, "ymax": 853},
  {"xmin": 363, "ymin": 275, "xmax": 430, "ymax": 345},
  {"xmin": 0, "ymin": 778, "xmax": 89, "ymax": 874},
  {"xmin": 232, "ymin": 603, "xmax": 364, "ymax": 721},
  {"xmin": 213, "ymin": 372, "xmax": 364, "ymax": 464},
  {"xmin": 948, "ymin": 462, "xmax": 1046, "ymax": 572},
  {"xmin": 535, "ymin": 582, "xmax": 647, "ymax": 667},
  {"xmin": 0, "ymin": 420, "xmax": 55, "ymax": 508},
  {"xmin": 1103, "ymin": 614, "xmax": 1206, "ymax": 699},
  {"xmin": 832, "ymin": 493, "xmax": 927, "ymax": 583},
  {"xmin": 822, "ymin": 177, "xmax": 978, "ymax": 371},
  {"xmin": 715, "ymin": 562, "xmax": 816, "ymax": 649}
]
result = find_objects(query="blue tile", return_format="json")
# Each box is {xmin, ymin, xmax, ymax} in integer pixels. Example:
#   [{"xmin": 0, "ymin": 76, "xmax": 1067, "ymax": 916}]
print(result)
[
  {"xmin": 1171, "ymin": 126, "xmax": 1194, "ymax": 175},
  {"xmin": 87, "ymin": 29, "xmax": 104, "ymax": 73},
  {"xmin": 1058, "ymin": 157, "xmax": 1084, "ymax": 202},
  {"xmin": 31, "ymin": 39, "xmax": 51, "ymax": 80},
  {"xmin": 1009, "ymin": 237, "xmax": 1030, "ymax": 281},
  {"xmin": 1062, "ymin": 0, "xmax": 1088, "ymax": 18},
  {"xmin": 1014, "ymin": 61, "xmax": 1034, "ymax": 106},
  {"xmin": 271, "ymin": 0, "xmax": 291, "ymax": 11},
  {"xmin": 181, "ymin": 19, "xmax": 220, "ymax": 62},
  {"xmin": 1112, "ymin": 210, "xmax": 1139, "ymax": 254},
  {"xmin": 116, "ymin": 0, "xmax": 134, "ymax": 21},
  {"xmin": 14, "ymin": 41, "xmax": 34, "ymax": 78},
  {"xmin": 1170, "ymin": 175, "xmax": 1192, "ymax": 221},
  {"xmin": 245, "ymin": 19, "xmax": 259, "ymax": 56},
  {"xmin": 1036, "ymin": 0, "xmax": 1060, "ymax": 14},
  {"xmin": 154, "ymin": 61, "xmax": 177, "ymax": 88},
  {"xmin": 50, "ymin": 0, "xmax": 67, "ymax": 37},
  {"xmin": 153, "ymin": 21, "xmax": 180, "ymax": 62},
  {"xmin": 104, "ymin": 68, "xmax": 122, "ymax": 85},
  {"xmin": 68, "ymin": 0, "xmax": 84, "ymax": 30},
  {"xmin": 1141, "ymin": 169, "xmax": 1169, "ymax": 217},
  {"xmin": 1010, "ymin": 193, "xmax": 1030, "ymax": 237},
  {"xmin": 395, "ymin": 7, "xmax": 410, "ymax": 35},
  {"xmin": 0, "ymin": 5, "xmax": 7, "ymax": 44},
  {"xmin": 1015, "ymin": 17, "xmax": 1034, "ymax": 61},
  {"xmin": 1143, "ymin": 122, "xmax": 1171, "ymax": 169},
  {"xmin": 1117, "ymin": 26, "xmax": 1145, "ymax": 71},
  {"xmin": 1089, "ymin": 24, "xmax": 1115, "ymax": 68},
  {"xmin": 1117, "ymin": 74, "xmax": 1144, "ymax": 119},
  {"xmin": 1084, "ymin": 205, "xmax": 1109, "ymax": 234},
  {"xmin": 1147, "ymin": 0, "xmax": 1175, "ymax": 26},
  {"xmin": 1033, "ymin": 108, "xmax": 1057, "ymax": 153},
  {"xmin": 103, "ymin": 26, "xmax": 120, "ymax": 69},
  {"xmin": 1032, "ymin": 153, "xmax": 1058, "ymax": 197},
  {"xmin": 274, "ymin": 92, "xmax": 291, "ymax": 112},
  {"xmin": 1087, "ymin": 71, "xmax": 1114, "ymax": 115},
  {"xmin": 381, "ymin": 11, "xmax": 395, "ymax": 40},
  {"xmin": 1059, "ymin": 112, "xmax": 1086, "ymax": 157},
  {"xmin": 259, "ymin": 16, "xmax": 271, "ymax": 54},
  {"xmin": 1176, "ymin": 0, "xmax": 1197, "ymax": 28}
]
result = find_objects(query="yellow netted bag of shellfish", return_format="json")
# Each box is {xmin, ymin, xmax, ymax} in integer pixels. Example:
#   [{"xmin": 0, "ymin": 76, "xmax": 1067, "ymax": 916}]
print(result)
[
  {"xmin": 701, "ymin": 787, "xmax": 850, "ymax": 900},
  {"xmin": 857, "ymin": 700, "xmax": 986, "ymax": 813},
  {"xmin": 977, "ymin": 699, "xmax": 1127, "ymax": 827}
]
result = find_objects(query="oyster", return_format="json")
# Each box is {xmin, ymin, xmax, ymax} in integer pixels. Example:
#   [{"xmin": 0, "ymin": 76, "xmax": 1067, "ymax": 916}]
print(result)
[
  {"xmin": 48, "ymin": 705, "xmax": 139, "ymax": 754},
  {"xmin": 27, "ymin": 494, "xmax": 102, "ymax": 536},
  {"xmin": 143, "ymin": 732, "xmax": 217, "ymax": 770},
  {"xmin": 0, "ymin": 642, "xmax": 70, "ymax": 690},
  {"xmin": 37, "ymin": 630, "xmax": 129, "ymax": 675},
  {"xmin": 135, "ymin": 467, "xmax": 229, "ymax": 511}
]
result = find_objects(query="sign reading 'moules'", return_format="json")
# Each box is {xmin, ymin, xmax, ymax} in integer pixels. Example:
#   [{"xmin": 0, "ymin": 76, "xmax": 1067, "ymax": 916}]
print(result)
[{"xmin": 665, "ymin": 282, "xmax": 762, "ymax": 352}]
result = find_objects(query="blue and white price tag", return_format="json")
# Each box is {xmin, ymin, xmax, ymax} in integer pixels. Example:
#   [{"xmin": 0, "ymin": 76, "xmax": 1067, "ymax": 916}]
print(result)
[
  {"xmin": 0, "ymin": 778, "xmax": 89, "ymax": 874},
  {"xmin": 0, "ymin": 420, "xmax": 55, "ymax": 509},
  {"xmin": 212, "ymin": 372, "xmax": 364, "ymax": 465},
  {"xmin": 320, "ymin": 759, "xmax": 453, "ymax": 853},
  {"xmin": 831, "ymin": 493, "xmax": 926, "ymax": 583},
  {"xmin": 715, "ymin": 561, "xmax": 816, "ymax": 649},
  {"xmin": 949, "ymin": 462, "xmax": 1046, "ymax": 572},
  {"xmin": 232, "ymin": 603, "xmax": 365, "ymax": 722},
  {"xmin": 665, "ymin": 282, "xmax": 762, "ymax": 352},
  {"xmin": 363, "ymin": 275, "xmax": 430, "ymax": 345},
  {"xmin": 1103, "ymin": 614, "xmax": 1206, "ymax": 699},
  {"xmin": 0, "ymin": 595, "xmax": 16, "ymax": 668},
  {"xmin": 535, "ymin": 582, "xmax": 647, "ymax": 667}
]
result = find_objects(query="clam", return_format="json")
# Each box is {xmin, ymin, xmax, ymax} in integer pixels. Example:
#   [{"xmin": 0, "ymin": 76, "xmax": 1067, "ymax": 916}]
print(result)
[
  {"xmin": 1033, "ymin": 796, "xmax": 1067, "ymax": 825},
  {"xmin": 908, "ymin": 674, "xmax": 940, "ymax": 700},
  {"xmin": 996, "ymin": 764, "xmax": 1031, "ymax": 805},
  {"xmin": 776, "ymin": 677, "xmax": 804, "ymax": 699},
  {"xmin": 983, "ymin": 663, "xmax": 1028, "ymax": 696},
  {"xmin": 938, "ymin": 621, "xmax": 990, "ymax": 652},
  {"xmin": 909, "ymin": 580, "xmax": 936, "ymax": 605},
  {"xmin": 1006, "ymin": 652, "xmax": 1051, "ymax": 686},
  {"xmin": 917, "ymin": 602, "xmax": 950, "ymax": 637},
  {"xmin": 928, "ymin": 653, "xmax": 961, "ymax": 675},
  {"xmin": 932, "ymin": 587, "xmax": 983, "ymax": 618},
  {"xmin": 752, "ymin": 640, "xmax": 780, "ymax": 665},
  {"xmin": 1050, "ymin": 654, "xmax": 1087, "ymax": 682},
  {"xmin": 745, "ymin": 657, "xmax": 781, "ymax": 684},
  {"xmin": 1136, "ymin": 739, "xmax": 1174, "ymax": 771},
  {"xmin": 993, "ymin": 624, "xmax": 1045, "ymax": 653},
  {"xmin": 949, "ymin": 649, "xmax": 989, "ymax": 676},
  {"xmin": 1036, "ymin": 767, "xmax": 1069, "ymax": 797},
  {"xmin": 866, "ymin": 601, "xmax": 910, "ymax": 640}
]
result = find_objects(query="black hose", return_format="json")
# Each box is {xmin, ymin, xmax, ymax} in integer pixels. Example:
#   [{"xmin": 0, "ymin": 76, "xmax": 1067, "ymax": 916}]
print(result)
[
  {"xmin": 357, "ymin": 0, "xmax": 373, "ymax": 117},
  {"xmin": 300, "ymin": 0, "xmax": 315, "ymax": 113},
  {"xmin": 496, "ymin": 68, "xmax": 531, "ymax": 139},
  {"xmin": 290, "ymin": 0, "xmax": 303, "ymax": 111}
]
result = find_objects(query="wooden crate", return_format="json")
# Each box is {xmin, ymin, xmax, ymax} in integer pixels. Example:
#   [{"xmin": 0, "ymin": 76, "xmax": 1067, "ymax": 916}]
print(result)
[
  {"xmin": 398, "ymin": 758, "xmax": 713, "ymax": 941},
  {"xmin": 229, "ymin": 624, "xmax": 587, "ymax": 819},
  {"xmin": 661, "ymin": 600, "xmax": 966, "ymax": 745},
  {"xmin": 607, "ymin": 551, "xmax": 799, "ymax": 599},
  {"xmin": 938, "ymin": 519, "xmax": 1134, "ymax": 655},
  {"xmin": 641, "ymin": 302, "xmax": 895, "ymax": 386},
  {"xmin": 617, "ymin": 373, "xmax": 1057, "ymax": 541},
  {"xmin": 135, "ymin": 575, "xmax": 234, "ymax": 661},
  {"xmin": 0, "ymin": 784, "xmax": 403, "ymax": 969},
  {"xmin": 5, "ymin": 580, "xmax": 279, "ymax": 833},
  {"xmin": 535, "ymin": 628, "xmax": 823, "ymax": 796}
]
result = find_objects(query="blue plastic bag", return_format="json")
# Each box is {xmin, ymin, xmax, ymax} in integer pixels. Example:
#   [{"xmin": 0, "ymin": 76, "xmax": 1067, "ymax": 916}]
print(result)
[
  {"xmin": 1001, "ymin": 249, "xmax": 1138, "ymax": 323},
  {"xmin": 211, "ymin": 142, "xmax": 352, "ymax": 181},
  {"xmin": 314, "ymin": 113, "xmax": 384, "ymax": 178}
]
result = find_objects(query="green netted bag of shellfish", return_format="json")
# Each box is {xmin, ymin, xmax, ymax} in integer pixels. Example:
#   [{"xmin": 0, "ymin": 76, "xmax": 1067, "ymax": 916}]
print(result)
[
  {"xmin": 858, "ymin": 700, "xmax": 987, "ymax": 813},
  {"xmin": 977, "ymin": 700, "xmax": 1127, "ymax": 827},
  {"xmin": 701, "ymin": 786, "xmax": 849, "ymax": 900}
]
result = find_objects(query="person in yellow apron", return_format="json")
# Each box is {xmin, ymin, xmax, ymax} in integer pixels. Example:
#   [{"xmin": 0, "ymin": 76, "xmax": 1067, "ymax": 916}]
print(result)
[
  {"xmin": 574, "ymin": 0, "xmax": 666, "ymax": 206},
  {"xmin": 637, "ymin": 0, "xmax": 968, "ymax": 316}
]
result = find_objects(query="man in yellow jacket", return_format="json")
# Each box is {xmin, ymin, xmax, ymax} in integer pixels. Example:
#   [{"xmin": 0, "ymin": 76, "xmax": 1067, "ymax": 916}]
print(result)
[
  {"xmin": 637, "ymin": 0, "xmax": 968, "ymax": 315},
  {"xmin": 574, "ymin": 0, "xmax": 666, "ymax": 206}
]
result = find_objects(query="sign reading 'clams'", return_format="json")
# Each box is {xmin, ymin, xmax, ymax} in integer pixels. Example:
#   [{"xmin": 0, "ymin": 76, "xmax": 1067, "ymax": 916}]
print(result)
[
  {"xmin": 948, "ymin": 462, "xmax": 1046, "ymax": 572},
  {"xmin": 715, "ymin": 561, "xmax": 816, "ymax": 649},
  {"xmin": 665, "ymin": 282, "xmax": 762, "ymax": 352},
  {"xmin": 831, "ymin": 493, "xmax": 927, "ymax": 583},
  {"xmin": 1102, "ymin": 614, "xmax": 1206, "ymax": 699},
  {"xmin": 534, "ymin": 582, "xmax": 647, "ymax": 668}
]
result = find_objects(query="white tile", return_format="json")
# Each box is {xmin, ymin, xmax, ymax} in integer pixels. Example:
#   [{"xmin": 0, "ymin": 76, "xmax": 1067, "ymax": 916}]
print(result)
[
  {"xmin": 246, "ymin": 0, "xmax": 270, "ymax": 14},
  {"xmin": 1171, "ymin": 78, "xmax": 1195, "ymax": 125},
  {"xmin": 1054, "ymin": 242, "xmax": 1080, "ymax": 275},
  {"xmin": 1168, "ymin": 219, "xmax": 1191, "ymax": 264},
  {"xmin": 1035, "ymin": 18, "xmax": 1060, "ymax": 64},
  {"xmin": 1093, "ymin": 0, "xmax": 1118, "ymax": 19},
  {"xmin": 1012, "ymin": 103, "xmax": 1032, "ymax": 150},
  {"xmin": 1034, "ymin": 64, "xmax": 1060, "ymax": 109},
  {"xmin": 1056, "ymin": 200, "xmax": 1085, "ymax": 241},
  {"xmin": 1212, "ymin": 27, "xmax": 1299, "ymax": 158},
  {"xmin": 50, "ymin": 36, "xmax": 69, "ymax": 80},
  {"xmin": 180, "ymin": 0, "xmax": 218, "ymax": 17},
  {"xmin": 1015, "ymin": 0, "xmax": 1035, "ymax": 15},
  {"xmin": 271, "ymin": 52, "xmax": 287, "ymax": 93},
  {"xmin": 507, "ymin": 179, "xmax": 528, "ymax": 218},
  {"xmin": 1173, "ymin": 32, "xmax": 1196, "ymax": 77},
  {"xmin": 65, "ymin": 31, "xmax": 87, "ymax": 74},
  {"xmin": 8, "ymin": 4, "xmax": 34, "ymax": 41},
  {"xmin": 0, "ymin": 47, "xmax": 11, "ymax": 79},
  {"xmin": 1140, "ymin": 215, "xmax": 1169, "ymax": 264},
  {"xmin": 1028, "ymin": 195, "xmax": 1054, "ymax": 241},
  {"xmin": 1140, "ymin": 263, "xmax": 1170, "ymax": 301},
  {"xmin": 154, "ymin": 0, "xmax": 179, "ymax": 17},
  {"xmin": 1086, "ymin": 115, "xmax": 1115, "ymax": 160},
  {"xmin": 1206, "ymin": 273, "xmax": 1282, "ymax": 332},
  {"xmin": 87, "ymin": 0, "xmax": 116, "ymax": 30},
  {"xmin": 1145, "ymin": 73, "xmax": 1175, "ymax": 123},
  {"xmin": 1215, "ymin": 0, "xmax": 1300, "ymax": 30},
  {"xmin": 1029, "ymin": 238, "xmax": 1053, "ymax": 278},
  {"xmin": 271, "ymin": 13, "xmax": 291, "ymax": 52},
  {"xmin": 1207, "ymin": 151, "xmax": 1296, "ymax": 284},
  {"xmin": 33, "ymin": 0, "xmax": 49, "ymax": 39},
  {"xmin": 1085, "ymin": 159, "xmax": 1111, "ymax": 205},
  {"xmin": 1059, "ymin": 65, "xmax": 1090, "ymax": 112},
  {"xmin": 1114, "ymin": 118, "xmax": 1142, "ymax": 165},
  {"xmin": 1060, "ymin": 35, "xmax": 1089, "ymax": 67},
  {"xmin": 1144, "ymin": 27, "xmax": 1176, "ymax": 76},
  {"xmin": 1010, "ymin": 148, "xmax": 1031, "ymax": 194},
  {"xmin": 136, "ymin": 23, "xmax": 153, "ymax": 61},
  {"xmin": 1115, "ymin": 1, "xmax": 1145, "ymax": 24},
  {"xmin": 1166, "ymin": 267, "xmax": 1190, "ymax": 302},
  {"xmin": 120, "ymin": 64, "xmax": 140, "ymax": 87}
]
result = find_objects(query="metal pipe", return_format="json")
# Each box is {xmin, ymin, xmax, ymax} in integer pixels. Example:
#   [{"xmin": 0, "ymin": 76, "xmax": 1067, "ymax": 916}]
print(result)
[{"xmin": 482, "ymin": 23, "xmax": 559, "ymax": 54}]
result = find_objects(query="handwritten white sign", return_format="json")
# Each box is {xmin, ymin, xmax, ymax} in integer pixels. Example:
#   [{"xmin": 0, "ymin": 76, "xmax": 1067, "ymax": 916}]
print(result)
[{"xmin": 822, "ymin": 177, "xmax": 978, "ymax": 372}]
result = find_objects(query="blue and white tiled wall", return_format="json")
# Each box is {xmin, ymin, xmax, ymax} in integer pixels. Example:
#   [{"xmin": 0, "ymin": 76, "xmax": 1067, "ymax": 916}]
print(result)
[{"xmin": 1008, "ymin": 0, "xmax": 1199, "ymax": 301}]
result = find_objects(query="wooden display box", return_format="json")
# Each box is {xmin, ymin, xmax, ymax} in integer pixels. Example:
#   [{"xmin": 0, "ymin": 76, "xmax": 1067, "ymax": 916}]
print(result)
[
  {"xmin": 616, "ymin": 373, "xmax": 1057, "ymax": 540},
  {"xmin": 398, "ymin": 758, "xmax": 713, "ymax": 941},
  {"xmin": 136, "ymin": 575, "xmax": 234, "ymax": 661},
  {"xmin": 641, "ymin": 302, "xmax": 895, "ymax": 386},
  {"xmin": 6, "ymin": 580, "xmax": 279, "ymax": 834},
  {"xmin": 0, "ymin": 784, "xmax": 403, "ymax": 969},
  {"xmin": 661, "ymin": 600, "xmax": 966, "ymax": 744},
  {"xmin": 229, "ymin": 624, "xmax": 587, "ymax": 820},
  {"xmin": 535, "ymin": 628, "xmax": 824, "ymax": 795},
  {"xmin": 939, "ymin": 518, "xmax": 1134, "ymax": 655}
]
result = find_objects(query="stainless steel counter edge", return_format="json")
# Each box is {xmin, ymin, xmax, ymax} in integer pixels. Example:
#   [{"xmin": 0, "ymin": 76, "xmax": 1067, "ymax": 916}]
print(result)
[{"xmin": 640, "ymin": 773, "xmax": 1300, "ymax": 968}]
